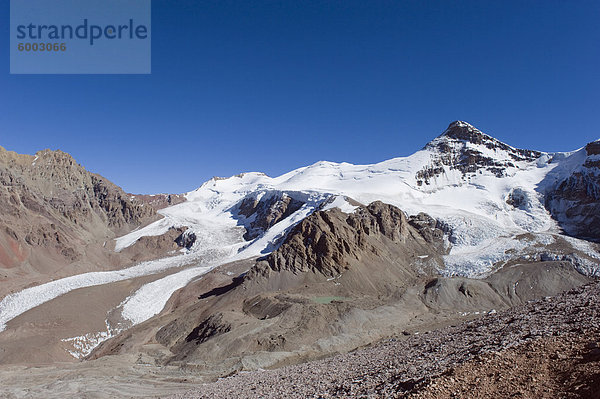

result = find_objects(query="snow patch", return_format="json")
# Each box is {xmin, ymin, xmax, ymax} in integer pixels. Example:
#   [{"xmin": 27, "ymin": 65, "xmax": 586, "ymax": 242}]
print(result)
[{"xmin": 321, "ymin": 196, "xmax": 358, "ymax": 214}]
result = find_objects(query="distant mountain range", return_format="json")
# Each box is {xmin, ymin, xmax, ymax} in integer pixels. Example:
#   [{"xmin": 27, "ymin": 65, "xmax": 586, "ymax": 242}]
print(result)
[{"xmin": 0, "ymin": 121, "xmax": 598, "ymax": 386}]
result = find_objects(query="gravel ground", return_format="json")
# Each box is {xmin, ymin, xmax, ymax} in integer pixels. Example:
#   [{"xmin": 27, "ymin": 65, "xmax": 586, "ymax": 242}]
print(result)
[
  {"xmin": 409, "ymin": 332, "xmax": 600, "ymax": 398},
  {"xmin": 170, "ymin": 280, "xmax": 600, "ymax": 398}
]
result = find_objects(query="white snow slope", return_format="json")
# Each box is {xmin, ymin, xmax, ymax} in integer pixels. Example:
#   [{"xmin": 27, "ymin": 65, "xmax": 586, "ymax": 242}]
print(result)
[{"xmin": 1, "ymin": 121, "xmax": 599, "ymax": 344}]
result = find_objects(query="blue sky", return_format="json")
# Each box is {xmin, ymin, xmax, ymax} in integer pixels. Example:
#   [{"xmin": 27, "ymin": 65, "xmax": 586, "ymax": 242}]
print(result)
[{"xmin": 1, "ymin": 0, "xmax": 599, "ymax": 194}]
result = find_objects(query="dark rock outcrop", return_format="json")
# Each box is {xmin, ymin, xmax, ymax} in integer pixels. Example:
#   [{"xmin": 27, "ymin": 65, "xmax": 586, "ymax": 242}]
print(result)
[
  {"xmin": 585, "ymin": 140, "xmax": 600, "ymax": 156},
  {"xmin": 416, "ymin": 121, "xmax": 541, "ymax": 185},
  {"xmin": 545, "ymin": 141, "xmax": 600, "ymax": 241},
  {"xmin": 184, "ymin": 313, "xmax": 231, "ymax": 345},
  {"xmin": 407, "ymin": 212, "xmax": 447, "ymax": 252},
  {"xmin": 175, "ymin": 230, "xmax": 197, "ymax": 250},
  {"xmin": 235, "ymin": 191, "xmax": 305, "ymax": 240}
]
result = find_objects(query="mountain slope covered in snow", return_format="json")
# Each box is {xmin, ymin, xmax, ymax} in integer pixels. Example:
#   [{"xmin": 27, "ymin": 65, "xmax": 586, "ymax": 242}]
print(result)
[{"xmin": 1, "ymin": 121, "xmax": 599, "ymax": 363}]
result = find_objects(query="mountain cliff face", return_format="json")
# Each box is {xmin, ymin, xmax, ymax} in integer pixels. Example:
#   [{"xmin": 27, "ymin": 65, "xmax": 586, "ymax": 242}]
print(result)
[
  {"xmin": 545, "ymin": 140, "xmax": 600, "ymax": 241},
  {"xmin": 0, "ymin": 146, "xmax": 159, "ymax": 292}
]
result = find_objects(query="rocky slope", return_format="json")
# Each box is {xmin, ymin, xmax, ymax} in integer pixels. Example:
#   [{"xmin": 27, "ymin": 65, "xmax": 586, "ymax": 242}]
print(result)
[
  {"xmin": 0, "ymin": 145, "xmax": 184, "ymax": 297},
  {"xmin": 171, "ymin": 280, "xmax": 600, "ymax": 399}
]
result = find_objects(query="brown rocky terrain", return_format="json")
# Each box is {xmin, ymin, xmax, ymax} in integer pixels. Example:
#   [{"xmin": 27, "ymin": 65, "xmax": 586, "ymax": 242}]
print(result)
[
  {"xmin": 0, "ymin": 276, "xmax": 596, "ymax": 399},
  {"xmin": 0, "ymin": 146, "xmax": 197, "ymax": 366},
  {"xmin": 0, "ymin": 146, "xmax": 187, "ymax": 298},
  {"xmin": 170, "ymin": 280, "xmax": 600, "ymax": 399},
  {"xmin": 133, "ymin": 193, "xmax": 187, "ymax": 210}
]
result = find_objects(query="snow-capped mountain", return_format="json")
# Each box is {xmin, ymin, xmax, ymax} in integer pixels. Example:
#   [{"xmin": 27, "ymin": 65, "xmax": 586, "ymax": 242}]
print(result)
[
  {"xmin": 118, "ymin": 120, "xmax": 598, "ymax": 270},
  {"xmin": 1, "ymin": 121, "xmax": 599, "ymax": 361},
  {"xmin": 89, "ymin": 121, "xmax": 596, "ymax": 325}
]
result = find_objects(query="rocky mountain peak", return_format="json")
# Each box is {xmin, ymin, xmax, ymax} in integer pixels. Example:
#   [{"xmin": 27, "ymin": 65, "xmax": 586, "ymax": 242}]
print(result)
[
  {"xmin": 437, "ymin": 121, "xmax": 539, "ymax": 159},
  {"xmin": 442, "ymin": 121, "xmax": 488, "ymax": 141},
  {"xmin": 33, "ymin": 149, "xmax": 80, "ymax": 169},
  {"xmin": 585, "ymin": 140, "xmax": 600, "ymax": 156},
  {"xmin": 415, "ymin": 121, "xmax": 542, "ymax": 186},
  {"xmin": 0, "ymin": 146, "xmax": 34, "ymax": 166}
]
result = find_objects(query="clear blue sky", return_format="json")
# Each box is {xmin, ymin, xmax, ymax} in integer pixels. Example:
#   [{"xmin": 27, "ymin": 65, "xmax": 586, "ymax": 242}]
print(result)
[{"xmin": 1, "ymin": 0, "xmax": 599, "ymax": 194}]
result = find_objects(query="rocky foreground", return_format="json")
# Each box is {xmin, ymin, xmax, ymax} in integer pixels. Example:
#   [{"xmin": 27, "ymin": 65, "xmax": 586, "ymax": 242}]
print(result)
[{"xmin": 170, "ymin": 280, "xmax": 600, "ymax": 399}]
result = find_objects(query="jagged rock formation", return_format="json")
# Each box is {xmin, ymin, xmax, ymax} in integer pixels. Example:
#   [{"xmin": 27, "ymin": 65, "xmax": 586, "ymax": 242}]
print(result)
[
  {"xmin": 416, "ymin": 121, "xmax": 541, "ymax": 185},
  {"xmin": 235, "ymin": 191, "xmax": 305, "ymax": 240},
  {"xmin": 249, "ymin": 201, "xmax": 443, "ymax": 278},
  {"xmin": 545, "ymin": 139, "xmax": 600, "ymax": 241}
]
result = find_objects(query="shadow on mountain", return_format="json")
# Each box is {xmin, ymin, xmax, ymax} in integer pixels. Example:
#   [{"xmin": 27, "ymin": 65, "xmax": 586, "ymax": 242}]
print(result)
[{"xmin": 198, "ymin": 275, "xmax": 245, "ymax": 299}]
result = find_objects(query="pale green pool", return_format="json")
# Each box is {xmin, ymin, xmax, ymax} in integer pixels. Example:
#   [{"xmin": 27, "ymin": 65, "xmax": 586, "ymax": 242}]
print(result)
[{"xmin": 312, "ymin": 296, "xmax": 347, "ymax": 304}]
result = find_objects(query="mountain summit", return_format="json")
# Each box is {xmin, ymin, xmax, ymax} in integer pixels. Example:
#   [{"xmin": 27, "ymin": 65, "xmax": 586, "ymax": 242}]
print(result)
[{"xmin": 416, "ymin": 121, "xmax": 542, "ymax": 185}]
